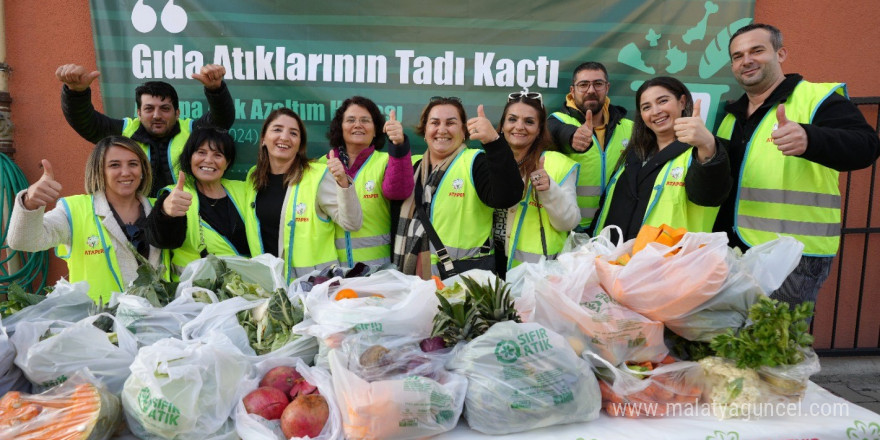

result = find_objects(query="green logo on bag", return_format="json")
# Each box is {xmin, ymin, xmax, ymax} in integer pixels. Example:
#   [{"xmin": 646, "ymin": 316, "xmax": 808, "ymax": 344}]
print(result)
[
  {"xmin": 137, "ymin": 387, "xmax": 181, "ymax": 426},
  {"xmin": 495, "ymin": 340, "xmax": 521, "ymax": 364},
  {"xmin": 847, "ymin": 420, "xmax": 880, "ymax": 440},
  {"xmin": 705, "ymin": 431, "xmax": 739, "ymax": 440}
]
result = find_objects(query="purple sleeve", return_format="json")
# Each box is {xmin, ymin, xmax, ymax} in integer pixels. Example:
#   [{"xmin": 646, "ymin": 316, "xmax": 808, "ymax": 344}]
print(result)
[{"xmin": 381, "ymin": 137, "xmax": 415, "ymax": 200}]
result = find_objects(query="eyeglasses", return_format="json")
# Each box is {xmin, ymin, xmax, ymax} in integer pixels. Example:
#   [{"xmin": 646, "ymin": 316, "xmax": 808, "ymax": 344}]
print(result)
[
  {"xmin": 574, "ymin": 80, "xmax": 608, "ymax": 92},
  {"xmin": 508, "ymin": 91, "xmax": 543, "ymax": 105},
  {"xmin": 430, "ymin": 96, "xmax": 462, "ymax": 103},
  {"xmin": 343, "ymin": 117, "xmax": 373, "ymax": 125}
]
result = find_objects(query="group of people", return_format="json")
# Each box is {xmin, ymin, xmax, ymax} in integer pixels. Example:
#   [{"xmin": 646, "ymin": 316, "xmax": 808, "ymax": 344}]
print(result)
[{"xmin": 8, "ymin": 24, "xmax": 879, "ymax": 311}]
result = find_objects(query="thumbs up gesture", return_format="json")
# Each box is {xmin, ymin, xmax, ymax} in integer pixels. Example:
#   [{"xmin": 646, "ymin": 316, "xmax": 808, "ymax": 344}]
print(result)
[
  {"xmin": 466, "ymin": 105, "xmax": 499, "ymax": 144},
  {"xmin": 771, "ymin": 104, "xmax": 808, "ymax": 156},
  {"xmin": 571, "ymin": 110, "xmax": 594, "ymax": 152},
  {"xmin": 326, "ymin": 148, "xmax": 350, "ymax": 188},
  {"xmin": 191, "ymin": 64, "xmax": 226, "ymax": 91},
  {"xmin": 23, "ymin": 160, "xmax": 63, "ymax": 210},
  {"xmin": 55, "ymin": 64, "xmax": 100, "ymax": 92},
  {"xmin": 529, "ymin": 156, "xmax": 551, "ymax": 192},
  {"xmin": 674, "ymin": 99, "xmax": 716, "ymax": 161},
  {"xmin": 162, "ymin": 171, "xmax": 192, "ymax": 217},
  {"xmin": 383, "ymin": 109, "xmax": 405, "ymax": 145}
]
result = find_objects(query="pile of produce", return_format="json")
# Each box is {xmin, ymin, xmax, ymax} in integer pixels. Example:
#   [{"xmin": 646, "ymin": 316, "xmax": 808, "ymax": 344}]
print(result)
[{"xmin": 242, "ymin": 366, "xmax": 330, "ymax": 438}]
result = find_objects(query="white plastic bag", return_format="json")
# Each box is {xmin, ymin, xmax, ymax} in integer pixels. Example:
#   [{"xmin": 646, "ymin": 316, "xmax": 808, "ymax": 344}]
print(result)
[
  {"xmin": 234, "ymin": 357, "xmax": 342, "ymax": 440},
  {"xmin": 176, "ymin": 254, "xmax": 287, "ymax": 296},
  {"xmin": 595, "ymin": 231, "xmax": 730, "ymax": 322},
  {"xmin": 121, "ymin": 333, "xmax": 252, "ymax": 440},
  {"xmin": 329, "ymin": 335, "xmax": 466, "ymax": 439},
  {"xmin": 447, "ymin": 321, "xmax": 601, "ymax": 435},
  {"xmin": 1, "ymin": 280, "xmax": 93, "ymax": 336},
  {"xmin": 739, "ymin": 236, "xmax": 804, "ymax": 294},
  {"xmin": 116, "ymin": 290, "xmax": 208, "ymax": 347},
  {"xmin": 182, "ymin": 296, "xmax": 317, "ymax": 362},
  {"xmin": 12, "ymin": 313, "xmax": 137, "ymax": 394},
  {"xmin": 0, "ymin": 317, "xmax": 30, "ymax": 395}
]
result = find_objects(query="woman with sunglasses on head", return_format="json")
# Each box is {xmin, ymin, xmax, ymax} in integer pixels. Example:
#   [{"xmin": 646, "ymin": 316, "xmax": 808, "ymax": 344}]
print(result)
[
  {"xmin": 143, "ymin": 127, "xmax": 251, "ymax": 278},
  {"xmin": 8, "ymin": 136, "xmax": 166, "ymax": 304},
  {"xmin": 392, "ymin": 96, "xmax": 523, "ymax": 280},
  {"xmin": 324, "ymin": 96, "xmax": 414, "ymax": 267},
  {"xmin": 592, "ymin": 77, "xmax": 731, "ymax": 241},
  {"xmin": 492, "ymin": 91, "xmax": 580, "ymax": 276},
  {"xmin": 244, "ymin": 108, "xmax": 362, "ymax": 282}
]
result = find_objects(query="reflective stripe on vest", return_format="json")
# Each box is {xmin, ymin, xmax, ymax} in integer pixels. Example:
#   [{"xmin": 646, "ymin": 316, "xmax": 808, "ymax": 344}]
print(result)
[
  {"xmin": 167, "ymin": 179, "xmax": 250, "ymax": 279},
  {"xmin": 551, "ymin": 111, "xmax": 632, "ymax": 227},
  {"xmin": 427, "ymin": 149, "xmax": 494, "ymax": 269},
  {"xmin": 122, "ymin": 117, "xmax": 192, "ymax": 185},
  {"xmin": 507, "ymin": 151, "xmax": 578, "ymax": 270},
  {"xmin": 717, "ymin": 81, "xmax": 846, "ymax": 256},
  {"xmin": 320, "ymin": 150, "xmax": 392, "ymax": 266},
  {"xmin": 594, "ymin": 147, "xmax": 719, "ymax": 234},
  {"xmin": 56, "ymin": 195, "xmax": 124, "ymax": 304}
]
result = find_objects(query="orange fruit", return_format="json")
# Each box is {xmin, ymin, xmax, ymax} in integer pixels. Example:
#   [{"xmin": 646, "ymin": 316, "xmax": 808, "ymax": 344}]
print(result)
[{"xmin": 334, "ymin": 289, "xmax": 358, "ymax": 301}]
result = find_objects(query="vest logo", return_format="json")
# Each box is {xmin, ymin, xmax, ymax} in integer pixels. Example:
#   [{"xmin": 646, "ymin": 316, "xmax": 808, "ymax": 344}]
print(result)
[
  {"xmin": 670, "ymin": 166, "xmax": 684, "ymax": 180},
  {"xmin": 365, "ymin": 180, "xmax": 376, "ymax": 192},
  {"xmin": 295, "ymin": 203, "xmax": 306, "ymax": 215},
  {"xmin": 621, "ymin": 139, "xmax": 629, "ymax": 147},
  {"xmin": 132, "ymin": 0, "xmax": 188, "ymax": 34},
  {"xmin": 528, "ymin": 200, "xmax": 544, "ymax": 208},
  {"xmin": 666, "ymin": 181, "xmax": 685, "ymax": 187},
  {"xmin": 452, "ymin": 178, "xmax": 464, "ymax": 190},
  {"xmin": 87, "ymin": 235, "xmax": 99, "ymax": 248}
]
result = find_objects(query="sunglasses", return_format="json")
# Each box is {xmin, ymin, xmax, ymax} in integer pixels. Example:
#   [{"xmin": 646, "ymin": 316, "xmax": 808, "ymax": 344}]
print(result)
[
  {"xmin": 508, "ymin": 91, "xmax": 543, "ymax": 105},
  {"xmin": 430, "ymin": 96, "xmax": 462, "ymax": 103}
]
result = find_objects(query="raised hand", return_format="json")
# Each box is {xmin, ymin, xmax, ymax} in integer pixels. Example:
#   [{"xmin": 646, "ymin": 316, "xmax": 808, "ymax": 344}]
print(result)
[
  {"xmin": 465, "ymin": 105, "xmax": 499, "ymax": 144},
  {"xmin": 327, "ymin": 148, "xmax": 349, "ymax": 188},
  {"xmin": 771, "ymin": 104, "xmax": 808, "ymax": 156},
  {"xmin": 23, "ymin": 160, "xmax": 63, "ymax": 211},
  {"xmin": 674, "ymin": 99, "xmax": 716, "ymax": 160},
  {"xmin": 383, "ymin": 109, "xmax": 405, "ymax": 145},
  {"xmin": 162, "ymin": 171, "xmax": 192, "ymax": 217},
  {"xmin": 55, "ymin": 64, "xmax": 100, "ymax": 92},
  {"xmin": 571, "ymin": 109, "xmax": 594, "ymax": 152},
  {"xmin": 191, "ymin": 64, "xmax": 226, "ymax": 90},
  {"xmin": 529, "ymin": 155, "xmax": 551, "ymax": 192}
]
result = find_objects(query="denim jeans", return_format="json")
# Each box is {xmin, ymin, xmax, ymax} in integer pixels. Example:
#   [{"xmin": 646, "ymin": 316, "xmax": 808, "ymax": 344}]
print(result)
[{"xmin": 770, "ymin": 255, "xmax": 834, "ymax": 311}]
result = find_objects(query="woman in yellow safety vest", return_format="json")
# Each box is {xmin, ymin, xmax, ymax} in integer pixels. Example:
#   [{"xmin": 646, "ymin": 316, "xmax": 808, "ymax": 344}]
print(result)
[
  {"xmin": 593, "ymin": 76, "xmax": 732, "ymax": 241},
  {"xmin": 322, "ymin": 96, "xmax": 414, "ymax": 267},
  {"xmin": 144, "ymin": 127, "xmax": 251, "ymax": 278},
  {"xmin": 491, "ymin": 91, "xmax": 580, "ymax": 275},
  {"xmin": 391, "ymin": 97, "xmax": 523, "ymax": 280},
  {"xmin": 243, "ymin": 108, "xmax": 362, "ymax": 282},
  {"xmin": 8, "ymin": 136, "xmax": 166, "ymax": 303}
]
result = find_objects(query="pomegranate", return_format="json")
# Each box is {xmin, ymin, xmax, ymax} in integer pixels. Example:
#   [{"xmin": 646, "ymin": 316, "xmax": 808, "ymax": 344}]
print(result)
[
  {"xmin": 289, "ymin": 377, "xmax": 319, "ymax": 399},
  {"xmin": 281, "ymin": 395, "xmax": 330, "ymax": 438},
  {"xmin": 259, "ymin": 366, "xmax": 303, "ymax": 395},
  {"xmin": 242, "ymin": 386, "xmax": 289, "ymax": 420}
]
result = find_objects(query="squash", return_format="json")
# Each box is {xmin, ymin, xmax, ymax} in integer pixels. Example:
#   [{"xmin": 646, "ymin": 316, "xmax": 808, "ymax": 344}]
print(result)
[{"xmin": 0, "ymin": 381, "xmax": 121, "ymax": 440}]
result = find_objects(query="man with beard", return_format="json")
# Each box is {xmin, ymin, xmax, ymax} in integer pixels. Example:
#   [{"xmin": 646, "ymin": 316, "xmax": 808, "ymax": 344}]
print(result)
[
  {"xmin": 547, "ymin": 62, "xmax": 633, "ymax": 231},
  {"xmin": 56, "ymin": 63, "xmax": 235, "ymax": 196},
  {"xmin": 715, "ymin": 23, "xmax": 879, "ymax": 309}
]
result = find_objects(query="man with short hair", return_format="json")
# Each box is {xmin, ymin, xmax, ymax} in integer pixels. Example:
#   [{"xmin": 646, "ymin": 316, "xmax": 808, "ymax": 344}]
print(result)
[
  {"xmin": 715, "ymin": 23, "xmax": 879, "ymax": 308},
  {"xmin": 547, "ymin": 61, "xmax": 633, "ymax": 231},
  {"xmin": 56, "ymin": 64, "xmax": 235, "ymax": 196}
]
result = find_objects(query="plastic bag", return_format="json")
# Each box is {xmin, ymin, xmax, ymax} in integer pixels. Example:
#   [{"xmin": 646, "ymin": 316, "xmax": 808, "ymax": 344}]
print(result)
[
  {"xmin": 11, "ymin": 313, "xmax": 137, "ymax": 394},
  {"xmin": 447, "ymin": 321, "xmax": 601, "ymax": 435},
  {"xmin": 1, "ymin": 280, "xmax": 93, "ymax": 336},
  {"xmin": 664, "ymin": 237, "xmax": 804, "ymax": 342},
  {"xmin": 181, "ymin": 296, "xmax": 317, "ymax": 362},
  {"xmin": 757, "ymin": 348, "xmax": 821, "ymax": 400},
  {"xmin": 525, "ymin": 251, "xmax": 666, "ymax": 365},
  {"xmin": 300, "ymin": 269, "xmax": 438, "ymax": 368},
  {"xmin": 121, "ymin": 332, "xmax": 252, "ymax": 440},
  {"xmin": 595, "ymin": 231, "xmax": 730, "ymax": 322},
  {"xmin": 115, "ymin": 290, "xmax": 209, "ymax": 347},
  {"xmin": 0, "ymin": 370, "xmax": 121, "ymax": 440},
  {"xmin": 0, "ymin": 318, "xmax": 30, "ymax": 396},
  {"xmin": 329, "ymin": 334, "xmax": 466, "ymax": 440},
  {"xmin": 176, "ymin": 254, "xmax": 287, "ymax": 296},
  {"xmin": 585, "ymin": 351, "xmax": 702, "ymax": 417},
  {"xmin": 234, "ymin": 357, "xmax": 342, "ymax": 440}
]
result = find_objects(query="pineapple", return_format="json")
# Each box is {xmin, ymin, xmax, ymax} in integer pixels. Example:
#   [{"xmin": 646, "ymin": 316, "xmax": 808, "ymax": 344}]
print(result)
[{"xmin": 430, "ymin": 276, "xmax": 521, "ymax": 348}]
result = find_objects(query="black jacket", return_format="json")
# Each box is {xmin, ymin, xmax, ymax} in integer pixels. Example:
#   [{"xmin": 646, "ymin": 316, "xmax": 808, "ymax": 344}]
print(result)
[
  {"xmin": 547, "ymin": 98, "xmax": 629, "ymax": 153},
  {"xmin": 60, "ymin": 82, "xmax": 236, "ymax": 196},
  {"xmin": 714, "ymin": 74, "xmax": 880, "ymax": 250}
]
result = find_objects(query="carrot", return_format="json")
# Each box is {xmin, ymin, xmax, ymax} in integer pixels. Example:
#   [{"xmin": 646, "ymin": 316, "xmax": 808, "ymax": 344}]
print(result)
[{"xmin": 432, "ymin": 276, "xmax": 445, "ymax": 290}]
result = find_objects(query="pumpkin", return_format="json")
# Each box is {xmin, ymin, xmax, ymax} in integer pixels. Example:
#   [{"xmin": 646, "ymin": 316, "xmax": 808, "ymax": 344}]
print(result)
[{"xmin": 0, "ymin": 381, "xmax": 121, "ymax": 440}]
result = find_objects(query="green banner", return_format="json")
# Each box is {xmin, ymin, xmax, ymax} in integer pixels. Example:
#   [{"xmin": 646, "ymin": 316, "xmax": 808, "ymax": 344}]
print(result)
[{"xmin": 90, "ymin": 0, "xmax": 754, "ymax": 178}]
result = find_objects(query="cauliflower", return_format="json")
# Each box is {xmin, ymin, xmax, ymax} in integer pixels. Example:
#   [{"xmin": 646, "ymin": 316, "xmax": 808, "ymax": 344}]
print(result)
[{"xmin": 699, "ymin": 356, "xmax": 763, "ymax": 419}]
